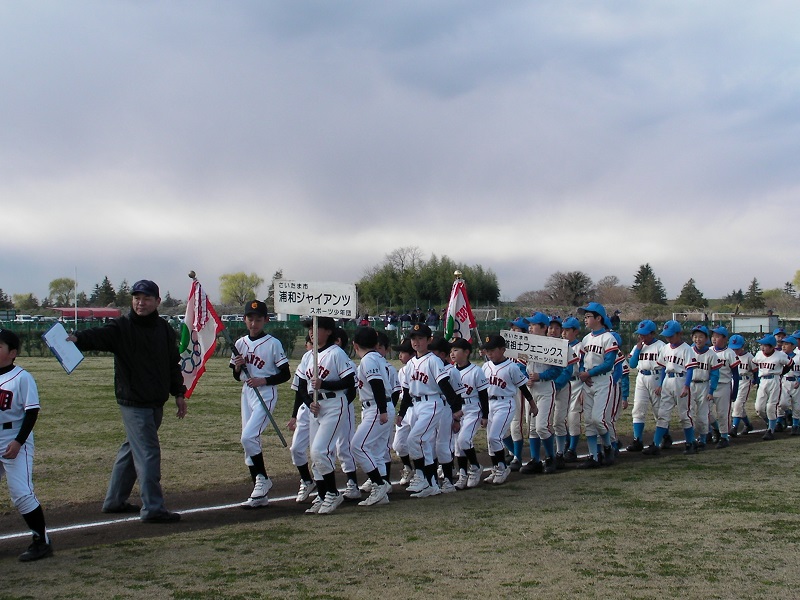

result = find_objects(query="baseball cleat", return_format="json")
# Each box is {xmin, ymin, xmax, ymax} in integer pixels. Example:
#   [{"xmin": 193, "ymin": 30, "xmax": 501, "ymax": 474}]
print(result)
[
  {"xmin": 318, "ymin": 492, "xmax": 345, "ymax": 514},
  {"xmin": 763, "ymin": 430, "xmax": 776, "ymax": 441},
  {"xmin": 555, "ymin": 453, "xmax": 566, "ymax": 469},
  {"xmin": 359, "ymin": 480, "xmax": 374, "ymax": 494},
  {"xmin": 543, "ymin": 457, "xmax": 556, "ymax": 474},
  {"xmin": 437, "ymin": 465, "xmax": 445, "ymax": 481},
  {"xmin": 564, "ymin": 449, "xmax": 578, "ymax": 462},
  {"xmin": 296, "ymin": 479, "xmax": 316, "ymax": 503},
  {"xmin": 626, "ymin": 439, "xmax": 644, "ymax": 452},
  {"xmin": 603, "ymin": 446, "xmax": 615, "ymax": 466},
  {"xmin": 642, "ymin": 444, "xmax": 661, "ymax": 456},
  {"xmin": 454, "ymin": 470, "xmax": 468, "ymax": 490},
  {"xmin": 683, "ymin": 443, "xmax": 697, "ymax": 455},
  {"xmin": 399, "ymin": 466, "xmax": 414, "ymax": 485},
  {"xmin": 410, "ymin": 482, "xmax": 441, "ymax": 498},
  {"xmin": 493, "ymin": 465, "xmax": 512, "ymax": 484},
  {"xmin": 343, "ymin": 480, "xmax": 362, "ymax": 500},
  {"xmin": 660, "ymin": 432, "xmax": 673, "ymax": 449},
  {"xmin": 483, "ymin": 466, "xmax": 497, "ymax": 484},
  {"xmin": 248, "ymin": 474, "xmax": 272, "ymax": 499},
  {"xmin": 439, "ymin": 479, "xmax": 457, "ymax": 493},
  {"xmin": 509, "ymin": 457, "xmax": 522, "ymax": 472},
  {"xmin": 406, "ymin": 473, "xmax": 427, "ymax": 493},
  {"xmin": 18, "ymin": 536, "xmax": 53, "ymax": 562},
  {"xmin": 467, "ymin": 465, "xmax": 483, "ymax": 488},
  {"xmin": 240, "ymin": 495, "xmax": 269, "ymax": 509},
  {"xmin": 305, "ymin": 497, "xmax": 323, "ymax": 514},
  {"xmin": 716, "ymin": 438, "xmax": 731, "ymax": 449},
  {"xmin": 578, "ymin": 457, "xmax": 600, "ymax": 469},
  {"xmin": 520, "ymin": 460, "xmax": 543, "ymax": 475}
]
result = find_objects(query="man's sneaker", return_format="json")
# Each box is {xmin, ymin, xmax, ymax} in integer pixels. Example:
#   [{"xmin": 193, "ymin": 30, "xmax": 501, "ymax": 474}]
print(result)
[
  {"xmin": 712, "ymin": 429, "xmax": 721, "ymax": 444},
  {"xmin": 18, "ymin": 536, "xmax": 53, "ymax": 562},
  {"xmin": 296, "ymin": 480, "xmax": 316, "ymax": 503},
  {"xmin": 716, "ymin": 438, "xmax": 730, "ymax": 449},
  {"xmin": 467, "ymin": 465, "xmax": 483, "ymax": 488},
  {"xmin": 509, "ymin": 457, "xmax": 522, "ymax": 472},
  {"xmin": 359, "ymin": 481, "xmax": 391, "ymax": 506},
  {"xmin": 410, "ymin": 482, "xmax": 441, "ymax": 498},
  {"xmin": 520, "ymin": 460, "xmax": 543, "ymax": 475},
  {"xmin": 318, "ymin": 492, "xmax": 345, "ymax": 514},
  {"xmin": 555, "ymin": 453, "xmax": 566, "ymax": 469},
  {"xmin": 440, "ymin": 479, "xmax": 457, "ymax": 494},
  {"xmin": 564, "ymin": 449, "xmax": 578, "ymax": 463},
  {"xmin": 343, "ymin": 480, "xmax": 362, "ymax": 501},
  {"xmin": 683, "ymin": 443, "xmax": 697, "ymax": 455},
  {"xmin": 493, "ymin": 465, "xmax": 512, "ymax": 484},
  {"xmin": 142, "ymin": 511, "xmax": 181, "ymax": 524},
  {"xmin": 642, "ymin": 444, "xmax": 661, "ymax": 456},
  {"xmin": 305, "ymin": 496, "xmax": 323, "ymax": 514},
  {"xmin": 543, "ymin": 457, "xmax": 556, "ymax": 474},
  {"xmin": 359, "ymin": 480, "xmax": 374, "ymax": 494},
  {"xmin": 603, "ymin": 446, "xmax": 615, "ymax": 466},
  {"xmin": 729, "ymin": 425, "xmax": 739, "ymax": 438},
  {"xmin": 626, "ymin": 439, "xmax": 644, "ymax": 452},
  {"xmin": 483, "ymin": 466, "xmax": 497, "ymax": 484},
  {"xmin": 578, "ymin": 457, "xmax": 600, "ymax": 469},
  {"xmin": 241, "ymin": 475, "xmax": 272, "ymax": 509},
  {"xmin": 406, "ymin": 473, "xmax": 427, "ymax": 493},
  {"xmin": 102, "ymin": 502, "xmax": 140, "ymax": 514},
  {"xmin": 454, "ymin": 470, "xmax": 468, "ymax": 490},
  {"xmin": 763, "ymin": 430, "xmax": 776, "ymax": 441},
  {"xmin": 745, "ymin": 423, "xmax": 754, "ymax": 434},
  {"xmin": 775, "ymin": 421, "xmax": 785, "ymax": 432},
  {"xmin": 399, "ymin": 465, "xmax": 414, "ymax": 486},
  {"xmin": 661, "ymin": 432, "xmax": 673, "ymax": 449}
]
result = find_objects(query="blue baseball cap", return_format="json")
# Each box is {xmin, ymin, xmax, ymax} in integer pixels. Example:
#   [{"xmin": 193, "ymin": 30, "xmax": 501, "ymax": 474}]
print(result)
[
  {"xmin": 782, "ymin": 336, "xmax": 797, "ymax": 346},
  {"xmin": 549, "ymin": 316, "xmax": 563, "ymax": 326},
  {"xmin": 661, "ymin": 320, "xmax": 682, "ymax": 337},
  {"xmin": 578, "ymin": 302, "xmax": 608, "ymax": 319},
  {"xmin": 509, "ymin": 317, "xmax": 529, "ymax": 330},
  {"xmin": 710, "ymin": 326, "xmax": 729, "ymax": 338},
  {"xmin": 691, "ymin": 325, "xmax": 710, "ymax": 337},
  {"xmin": 773, "ymin": 327, "xmax": 786, "ymax": 336},
  {"xmin": 729, "ymin": 334, "xmax": 745, "ymax": 350},
  {"xmin": 635, "ymin": 320, "xmax": 657, "ymax": 335},
  {"xmin": 603, "ymin": 316, "xmax": 613, "ymax": 330},
  {"xmin": 526, "ymin": 312, "xmax": 550, "ymax": 327},
  {"xmin": 758, "ymin": 334, "xmax": 777, "ymax": 346},
  {"xmin": 792, "ymin": 330, "xmax": 800, "ymax": 338},
  {"xmin": 562, "ymin": 317, "xmax": 581, "ymax": 330}
]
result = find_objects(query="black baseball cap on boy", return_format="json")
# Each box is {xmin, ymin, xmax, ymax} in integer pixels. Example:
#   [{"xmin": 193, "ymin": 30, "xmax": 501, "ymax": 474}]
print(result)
[
  {"xmin": 450, "ymin": 338, "xmax": 473, "ymax": 352},
  {"xmin": 244, "ymin": 300, "xmax": 269, "ymax": 318},
  {"xmin": 392, "ymin": 338, "xmax": 414, "ymax": 353},
  {"xmin": 302, "ymin": 316, "xmax": 337, "ymax": 331},
  {"xmin": 480, "ymin": 334, "xmax": 506, "ymax": 350},
  {"xmin": 409, "ymin": 323, "xmax": 432, "ymax": 338}
]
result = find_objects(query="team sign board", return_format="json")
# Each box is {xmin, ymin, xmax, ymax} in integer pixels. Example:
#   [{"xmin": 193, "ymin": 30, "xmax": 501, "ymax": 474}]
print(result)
[
  {"xmin": 274, "ymin": 280, "xmax": 357, "ymax": 318},
  {"xmin": 500, "ymin": 330, "xmax": 569, "ymax": 367}
]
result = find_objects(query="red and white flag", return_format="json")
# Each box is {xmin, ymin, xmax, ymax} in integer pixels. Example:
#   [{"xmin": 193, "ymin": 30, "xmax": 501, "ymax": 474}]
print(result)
[
  {"xmin": 179, "ymin": 278, "xmax": 223, "ymax": 398},
  {"xmin": 444, "ymin": 278, "xmax": 476, "ymax": 341}
]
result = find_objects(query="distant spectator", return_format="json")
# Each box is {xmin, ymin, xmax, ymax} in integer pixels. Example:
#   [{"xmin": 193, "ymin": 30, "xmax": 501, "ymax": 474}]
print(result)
[
  {"xmin": 399, "ymin": 310, "xmax": 411, "ymax": 329},
  {"xmin": 359, "ymin": 313, "xmax": 370, "ymax": 327},
  {"xmin": 426, "ymin": 308, "xmax": 440, "ymax": 331},
  {"xmin": 610, "ymin": 310, "xmax": 621, "ymax": 330},
  {"xmin": 386, "ymin": 311, "xmax": 399, "ymax": 331}
]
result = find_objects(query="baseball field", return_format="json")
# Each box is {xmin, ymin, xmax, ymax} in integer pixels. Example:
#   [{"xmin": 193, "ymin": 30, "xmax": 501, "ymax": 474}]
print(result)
[{"xmin": 1, "ymin": 356, "xmax": 798, "ymax": 599}]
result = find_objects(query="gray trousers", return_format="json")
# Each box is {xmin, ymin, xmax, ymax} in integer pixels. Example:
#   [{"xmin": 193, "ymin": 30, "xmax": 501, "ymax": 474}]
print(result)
[{"xmin": 103, "ymin": 404, "xmax": 168, "ymax": 519}]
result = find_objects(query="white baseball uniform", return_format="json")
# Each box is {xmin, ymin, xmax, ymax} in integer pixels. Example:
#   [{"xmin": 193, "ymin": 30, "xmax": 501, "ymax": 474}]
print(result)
[
  {"xmin": 567, "ymin": 340, "xmax": 584, "ymax": 438},
  {"xmin": 290, "ymin": 350, "xmax": 313, "ymax": 468},
  {"xmin": 393, "ymin": 363, "xmax": 413, "ymax": 458},
  {"xmin": 454, "ymin": 362, "xmax": 489, "ymax": 456},
  {"xmin": 580, "ymin": 330, "xmax": 619, "ymax": 437},
  {"xmin": 711, "ymin": 346, "xmax": 740, "ymax": 435},
  {"xmin": 688, "ymin": 346, "xmax": 718, "ymax": 439},
  {"xmin": 351, "ymin": 351, "xmax": 393, "ymax": 476},
  {"xmin": 482, "ymin": 358, "xmax": 529, "ymax": 454},
  {"xmin": 630, "ymin": 339, "xmax": 665, "ymax": 429},
  {"xmin": 0, "ymin": 365, "xmax": 42, "ymax": 515},
  {"xmin": 732, "ymin": 350, "xmax": 757, "ymax": 419},
  {"xmin": 753, "ymin": 349, "xmax": 790, "ymax": 422},
  {"xmin": 407, "ymin": 353, "xmax": 451, "ymax": 465},
  {"xmin": 655, "ymin": 342, "xmax": 695, "ymax": 430}
]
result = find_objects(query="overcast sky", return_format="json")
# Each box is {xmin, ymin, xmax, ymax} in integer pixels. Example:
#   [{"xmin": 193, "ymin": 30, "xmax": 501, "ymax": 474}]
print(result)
[{"xmin": 2, "ymin": 1, "xmax": 798, "ymax": 306}]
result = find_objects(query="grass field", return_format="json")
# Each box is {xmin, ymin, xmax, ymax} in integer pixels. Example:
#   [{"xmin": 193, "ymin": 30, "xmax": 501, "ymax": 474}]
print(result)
[{"xmin": 2, "ymin": 356, "xmax": 799, "ymax": 599}]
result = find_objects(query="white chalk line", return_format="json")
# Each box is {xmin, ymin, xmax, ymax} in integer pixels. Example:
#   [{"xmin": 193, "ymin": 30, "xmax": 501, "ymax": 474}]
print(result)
[{"xmin": 1, "ymin": 427, "xmax": 768, "ymax": 543}]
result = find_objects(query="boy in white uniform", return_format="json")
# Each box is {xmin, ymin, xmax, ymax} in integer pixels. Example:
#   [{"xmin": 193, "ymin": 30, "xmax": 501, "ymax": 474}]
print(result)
[
  {"xmin": 709, "ymin": 326, "xmax": 740, "ymax": 449},
  {"xmin": 450, "ymin": 338, "xmax": 489, "ymax": 489},
  {"xmin": 0, "ymin": 329, "xmax": 53, "ymax": 562},
  {"xmin": 288, "ymin": 336, "xmax": 316, "ymax": 502},
  {"xmin": 753, "ymin": 334, "xmax": 790, "ymax": 440},
  {"xmin": 687, "ymin": 325, "xmax": 719, "ymax": 451},
  {"xmin": 627, "ymin": 320, "xmax": 665, "ymax": 452},
  {"xmin": 729, "ymin": 335, "xmax": 757, "ymax": 437},
  {"xmin": 231, "ymin": 301, "xmax": 291, "ymax": 509},
  {"xmin": 562, "ymin": 317, "xmax": 584, "ymax": 462},
  {"xmin": 392, "ymin": 339, "xmax": 415, "ymax": 485}
]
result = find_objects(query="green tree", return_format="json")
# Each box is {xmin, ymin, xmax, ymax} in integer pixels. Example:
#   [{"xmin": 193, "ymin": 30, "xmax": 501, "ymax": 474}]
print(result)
[
  {"xmin": 89, "ymin": 276, "xmax": 116, "ymax": 306},
  {"xmin": 675, "ymin": 278, "xmax": 708, "ymax": 307},
  {"xmin": 543, "ymin": 271, "xmax": 594, "ymax": 306},
  {"xmin": 742, "ymin": 277, "xmax": 765, "ymax": 310},
  {"xmin": 784, "ymin": 281, "xmax": 797, "ymax": 297},
  {"xmin": 116, "ymin": 280, "xmax": 132, "ymax": 307},
  {"xmin": 726, "ymin": 289, "xmax": 745, "ymax": 303},
  {"xmin": 630, "ymin": 264, "xmax": 667, "ymax": 304},
  {"xmin": 0, "ymin": 289, "xmax": 12, "ymax": 309},
  {"xmin": 266, "ymin": 269, "xmax": 284, "ymax": 312},
  {"xmin": 161, "ymin": 291, "xmax": 180, "ymax": 309},
  {"xmin": 48, "ymin": 277, "xmax": 77, "ymax": 306},
  {"xmin": 12, "ymin": 293, "xmax": 39, "ymax": 310},
  {"xmin": 76, "ymin": 291, "xmax": 89, "ymax": 307},
  {"xmin": 219, "ymin": 272, "xmax": 264, "ymax": 306}
]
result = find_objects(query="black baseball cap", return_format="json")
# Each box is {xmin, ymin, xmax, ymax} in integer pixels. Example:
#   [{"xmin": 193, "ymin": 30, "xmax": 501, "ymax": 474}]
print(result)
[
  {"xmin": 244, "ymin": 300, "xmax": 269, "ymax": 318},
  {"xmin": 392, "ymin": 338, "xmax": 414, "ymax": 353},
  {"xmin": 409, "ymin": 323, "xmax": 432, "ymax": 338},
  {"xmin": 302, "ymin": 316, "xmax": 337, "ymax": 331},
  {"xmin": 0, "ymin": 329, "xmax": 20, "ymax": 351},
  {"xmin": 480, "ymin": 334, "xmax": 506, "ymax": 350},
  {"xmin": 132, "ymin": 279, "xmax": 159, "ymax": 297},
  {"xmin": 429, "ymin": 336, "xmax": 451, "ymax": 354}
]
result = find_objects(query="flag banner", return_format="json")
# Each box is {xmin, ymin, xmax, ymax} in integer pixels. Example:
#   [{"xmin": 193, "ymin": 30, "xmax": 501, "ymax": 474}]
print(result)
[
  {"xmin": 500, "ymin": 330, "xmax": 569, "ymax": 367},
  {"xmin": 180, "ymin": 278, "xmax": 224, "ymax": 398},
  {"xmin": 444, "ymin": 279, "xmax": 477, "ymax": 341},
  {"xmin": 273, "ymin": 279, "xmax": 357, "ymax": 318}
]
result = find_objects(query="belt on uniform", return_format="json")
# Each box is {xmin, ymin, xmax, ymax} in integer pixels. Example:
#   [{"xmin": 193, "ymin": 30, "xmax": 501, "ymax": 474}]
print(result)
[
  {"xmin": 2, "ymin": 422, "xmax": 12, "ymax": 430},
  {"xmin": 786, "ymin": 377, "xmax": 797, "ymax": 382},
  {"xmin": 741, "ymin": 375, "xmax": 752, "ymax": 380},
  {"xmin": 638, "ymin": 369, "xmax": 660, "ymax": 376},
  {"xmin": 691, "ymin": 380, "xmax": 707, "ymax": 384},
  {"xmin": 362, "ymin": 400, "xmax": 373, "ymax": 408},
  {"xmin": 570, "ymin": 376, "xmax": 579, "ymax": 381},
  {"xmin": 761, "ymin": 375, "xmax": 775, "ymax": 380},
  {"xmin": 318, "ymin": 391, "xmax": 339, "ymax": 399},
  {"xmin": 412, "ymin": 394, "xmax": 439, "ymax": 403},
  {"xmin": 462, "ymin": 397, "xmax": 478, "ymax": 404},
  {"xmin": 666, "ymin": 372, "xmax": 685, "ymax": 378}
]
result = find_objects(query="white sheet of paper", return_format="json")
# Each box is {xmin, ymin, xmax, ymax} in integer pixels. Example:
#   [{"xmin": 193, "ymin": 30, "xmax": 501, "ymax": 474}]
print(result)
[{"xmin": 42, "ymin": 322, "xmax": 84, "ymax": 374}]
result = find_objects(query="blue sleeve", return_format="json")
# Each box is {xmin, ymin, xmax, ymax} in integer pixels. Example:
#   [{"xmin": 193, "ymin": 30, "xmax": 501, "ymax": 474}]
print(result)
[
  {"xmin": 629, "ymin": 346, "xmax": 641, "ymax": 369},
  {"xmin": 708, "ymin": 367, "xmax": 720, "ymax": 393},
  {"xmin": 621, "ymin": 371, "xmax": 630, "ymax": 400},
  {"xmin": 579, "ymin": 354, "xmax": 586, "ymax": 373},
  {"xmin": 683, "ymin": 367, "xmax": 694, "ymax": 387},
  {"xmin": 552, "ymin": 366, "xmax": 571, "ymax": 389},
  {"xmin": 612, "ymin": 362, "xmax": 622, "ymax": 383},
  {"xmin": 588, "ymin": 350, "xmax": 616, "ymax": 377},
  {"xmin": 658, "ymin": 370, "xmax": 666, "ymax": 387}
]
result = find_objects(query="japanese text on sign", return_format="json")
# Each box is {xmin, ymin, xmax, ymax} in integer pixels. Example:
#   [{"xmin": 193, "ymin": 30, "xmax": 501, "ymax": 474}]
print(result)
[
  {"xmin": 500, "ymin": 330, "xmax": 569, "ymax": 367},
  {"xmin": 274, "ymin": 280, "xmax": 358, "ymax": 318}
]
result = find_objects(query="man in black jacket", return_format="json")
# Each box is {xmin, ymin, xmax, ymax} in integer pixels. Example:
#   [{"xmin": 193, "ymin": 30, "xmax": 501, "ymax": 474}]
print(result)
[{"xmin": 69, "ymin": 279, "xmax": 187, "ymax": 523}]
